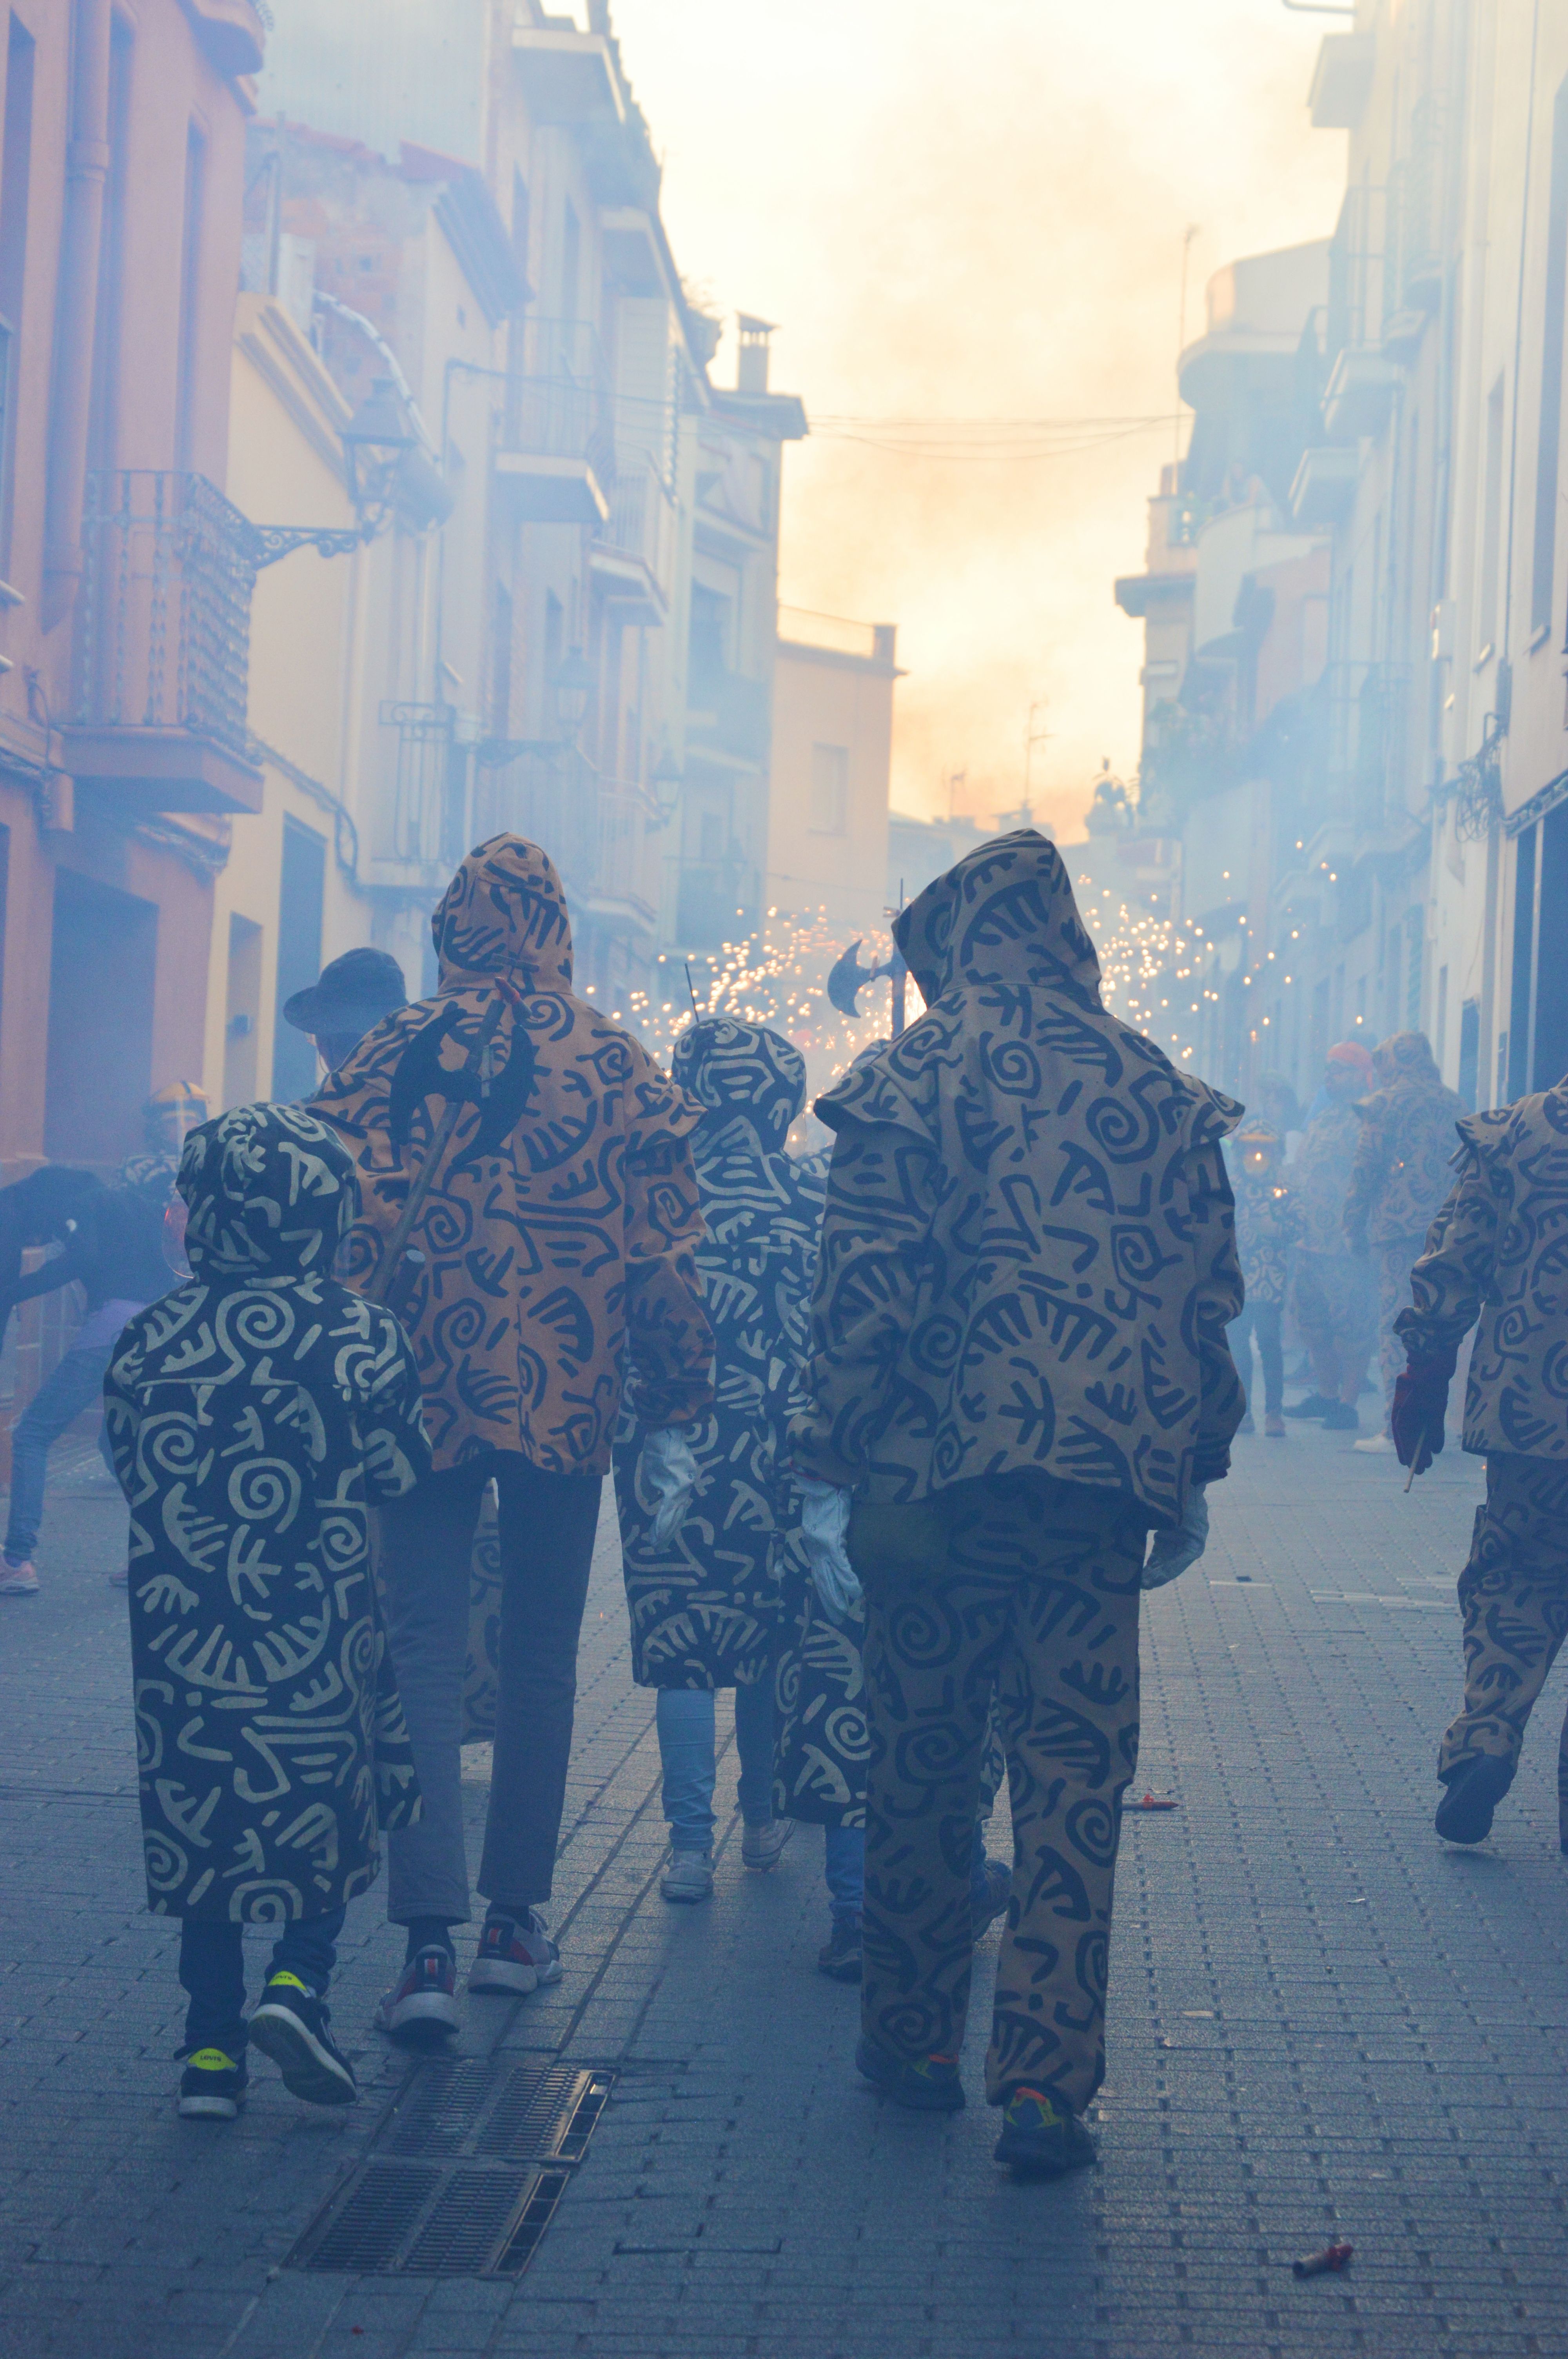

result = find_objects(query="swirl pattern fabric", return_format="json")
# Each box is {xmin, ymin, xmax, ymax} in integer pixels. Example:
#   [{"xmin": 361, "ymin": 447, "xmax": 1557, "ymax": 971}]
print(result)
[
  {"xmin": 613, "ymin": 1021, "xmax": 820, "ymax": 1688},
  {"xmin": 857, "ymin": 1470, "xmax": 1147, "ymax": 2112},
  {"xmin": 1438, "ymin": 1453, "xmax": 1568, "ymax": 1840},
  {"xmin": 1396, "ymin": 1078, "xmax": 1568, "ymax": 1458},
  {"xmin": 791, "ymin": 830, "xmax": 1245, "ymax": 1525},
  {"xmin": 103, "ymin": 1105, "xmax": 430, "ymax": 1921},
  {"xmin": 316, "ymin": 835, "xmax": 713, "ymax": 1475},
  {"xmin": 1344, "ymin": 1035, "xmax": 1468, "ymax": 1250},
  {"xmin": 1231, "ymin": 1168, "xmax": 1301, "ymax": 1309}
]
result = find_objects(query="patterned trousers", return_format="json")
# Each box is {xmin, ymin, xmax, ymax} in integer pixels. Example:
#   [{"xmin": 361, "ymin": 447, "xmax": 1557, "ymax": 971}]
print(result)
[
  {"xmin": 1440, "ymin": 1454, "xmax": 1568, "ymax": 1837},
  {"xmin": 857, "ymin": 1472, "xmax": 1146, "ymax": 2114},
  {"xmin": 1376, "ymin": 1232, "xmax": 1426, "ymax": 1424}
]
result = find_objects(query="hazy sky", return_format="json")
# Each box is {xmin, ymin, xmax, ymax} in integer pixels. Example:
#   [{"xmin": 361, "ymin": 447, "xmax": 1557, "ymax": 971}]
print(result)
[{"xmin": 610, "ymin": 0, "xmax": 1347, "ymax": 838}]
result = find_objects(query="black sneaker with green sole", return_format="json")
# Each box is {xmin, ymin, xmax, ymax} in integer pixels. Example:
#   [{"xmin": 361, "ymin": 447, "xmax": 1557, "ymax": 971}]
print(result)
[
  {"xmin": 248, "ymin": 1972, "xmax": 358, "ymax": 2106},
  {"xmin": 855, "ymin": 2034, "xmax": 965, "ymax": 2111},
  {"xmin": 177, "ymin": 2046, "xmax": 249, "ymax": 2121},
  {"xmin": 993, "ymin": 2085, "xmax": 1097, "ymax": 2177}
]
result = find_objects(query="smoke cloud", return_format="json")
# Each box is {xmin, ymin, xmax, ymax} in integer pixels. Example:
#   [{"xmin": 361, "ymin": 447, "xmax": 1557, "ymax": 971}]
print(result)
[{"xmin": 612, "ymin": 0, "xmax": 1345, "ymax": 837}]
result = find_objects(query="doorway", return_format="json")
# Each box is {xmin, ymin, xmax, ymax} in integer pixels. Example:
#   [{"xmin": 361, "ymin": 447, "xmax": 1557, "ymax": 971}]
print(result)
[{"xmin": 44, "ymin": 868, "xmax": 156, "ymax": 1167}]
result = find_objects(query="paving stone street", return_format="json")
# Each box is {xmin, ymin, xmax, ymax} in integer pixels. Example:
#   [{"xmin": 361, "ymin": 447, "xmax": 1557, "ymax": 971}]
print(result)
[{"xmin": 5, "ymin": 1421, "xmax": 1568, "ymax": 2358}]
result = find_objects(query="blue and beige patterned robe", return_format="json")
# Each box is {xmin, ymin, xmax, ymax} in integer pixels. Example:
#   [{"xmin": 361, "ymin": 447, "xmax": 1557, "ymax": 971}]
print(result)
[{"xmin": 105, "ymin": 1105, "xmax": 429, "ymax": 1921}]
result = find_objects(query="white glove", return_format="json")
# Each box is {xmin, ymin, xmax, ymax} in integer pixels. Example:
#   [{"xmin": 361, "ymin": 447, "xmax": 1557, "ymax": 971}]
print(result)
[
  {"xmin": 1143, "ymin": 1484, "xmax": 1209, "ymax": 1590},
  {"xmin": 642, "ymin": 1426, "xmax": 701, "ymax": 1547},
  {"xmin": 798, "ymin": 1477, "xmax": 862, "ymax": 1618}
]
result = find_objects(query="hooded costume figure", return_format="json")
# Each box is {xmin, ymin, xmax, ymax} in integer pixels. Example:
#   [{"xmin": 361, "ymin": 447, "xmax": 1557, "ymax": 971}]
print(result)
[
  {"xmin": 791, "ymin": 830, "xmax": 1244, "ymax": 2155},
  {"xmin": 1344, "ymin": 1030, "xmax": 1467, "ymax": 1434},
  {"xmin": 314, "ymin": 836, "xmax": 713, "ymax": 2017},
  {"xmin": 103, "ymin": 1104, "xmax": 428, "ymax": 1924},
  {"xmin": 1392, "ymin": 1078, "xmax": 1568, "ymax": 1847}
]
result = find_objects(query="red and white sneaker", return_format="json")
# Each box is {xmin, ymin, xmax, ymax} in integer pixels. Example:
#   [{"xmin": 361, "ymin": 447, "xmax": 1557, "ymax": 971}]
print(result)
[
  {"xmin": 376, "ymin": 1945, "xmax": 460, "ymax": 2045},
  {"xmin": 469, "ymin": 1909, "xmax": 562, "ymax": 1996},
  {"xmin": 0, "ymin": 1558, "xmax": 39, "ymax": 1598}
]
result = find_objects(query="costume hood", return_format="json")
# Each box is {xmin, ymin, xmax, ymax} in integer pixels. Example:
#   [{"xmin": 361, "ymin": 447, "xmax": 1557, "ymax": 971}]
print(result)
[
  {"xmin": 893, "ymin": 828, "xmax": 1102, "ymax": 1009},
  {"xmin": 432, "ymin": 833, "xmax": 573, "ymax": 993},
  {"xmin": 671, "ymin": 1020, "xmax": 805, "ymax": 1157},
  {"xmin": 178, "ymin": 1103, "xmax": 356, "ymax": 1283},
  {"xmin": 1375, "ymin": 1030, "xmax": 1441, "ymax": 1085}
]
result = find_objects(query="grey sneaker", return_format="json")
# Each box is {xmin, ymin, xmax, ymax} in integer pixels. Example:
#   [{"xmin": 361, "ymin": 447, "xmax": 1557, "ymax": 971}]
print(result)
[
  {"xmin": 741, "ymin": 1818, "xmax": 794, "ymax": 1872},
  {"xmin": 661, "ymin": 1849, "xmax": 715, "ymax": 1904}
]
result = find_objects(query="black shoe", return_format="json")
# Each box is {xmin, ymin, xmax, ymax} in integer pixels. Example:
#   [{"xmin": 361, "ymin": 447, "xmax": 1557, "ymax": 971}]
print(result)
[
  {"xmin": 817, "ymin": 1918, "xmax": 863, "ymax": 1981},
  {"xmin": 971, "ymin": 1857, "xmax": 1012, "ymax": 1942},
  {"xmin": 1435, "ymin": 1754, "xmax": 1515, "ymax": 1845},
  {"xmin": 177, "ymin": 2046, "xmax": 249, "ymax": 2121},
  {"xmin": 1283, "ymin": 1394, "xmax": 1334, "ymax": 1419},
  {"xmin": 1321, "ymin": 1402, "xmax": 1360, "ymax": 1432},
  {"xmin": 855, "ymin": 2034, "xmax": 965, "ymax": 2111},
  {"xmin": 993, "ymin": 2085, "xmax": 1097, "ymax": 2178},
  {"xmin": 249, "ymin": 1972, "xmax": 358, "ymax": 2106}
]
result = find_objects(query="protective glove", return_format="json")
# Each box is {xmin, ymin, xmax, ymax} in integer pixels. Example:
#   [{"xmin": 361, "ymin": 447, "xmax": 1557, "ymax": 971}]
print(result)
[
  {"xmin": 641, "ymin": 1426, "xmax": 701, "ymax": 1547},
  {"xmin": 1143, "ymin": 1484, "xmax": 1209, "ymax": 1590},
  {"xmin": 1391, "ymin": 1350, "xmax": 1455, "ymax": 1474},
  {"xmin": 798, "ymin": 1476, "xmax": 862, "ymax": 1619}
]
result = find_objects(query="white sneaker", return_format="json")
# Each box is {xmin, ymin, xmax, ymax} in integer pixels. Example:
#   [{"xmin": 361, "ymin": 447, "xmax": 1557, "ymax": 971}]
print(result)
[
  {"xmin": 741, "ymin": 1819, "xmax": 794, "ymax": 1872},
  {"xmin": 0, "ymin": 1558, "xmax": 39, "ymax": 1597},
  {"xmin": 468, "ymin": 1908, "xmax": 562, "ymax": 1994},
  {"xmin": 661, "ymin": 1849, "xmax": 715, "ymax": 1904},
  {"xmin": 1353, "ymin": 1433, "xmax": 1396, "ymax": 1454}
]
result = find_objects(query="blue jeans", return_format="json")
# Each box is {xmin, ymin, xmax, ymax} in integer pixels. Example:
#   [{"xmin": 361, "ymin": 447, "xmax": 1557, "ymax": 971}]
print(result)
[
  {"xmin": 822, "ymin": 1822, "xmax": 996, "ymax": 1923},
  {"xmin": 657, "ymin": 1681, "xmax": 775, "ymax": 1850},
  {"xmin": 178, "ymin": 1908, "xmax": 346, "ymax": 2055},
  {"xmin": 4, "ymin": 1343, "xmax": 114, "ymax": 1562}
]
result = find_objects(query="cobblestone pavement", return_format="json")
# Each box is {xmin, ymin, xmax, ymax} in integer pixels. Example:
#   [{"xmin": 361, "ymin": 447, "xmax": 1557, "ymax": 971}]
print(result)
[{"xmin": 6, "ymin": 1421, "xmax": 1568, "ymax": 2357}]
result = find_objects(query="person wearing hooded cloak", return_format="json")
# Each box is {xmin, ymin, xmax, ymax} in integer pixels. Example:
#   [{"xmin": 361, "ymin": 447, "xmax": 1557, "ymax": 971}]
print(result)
[
  {"xmin": 613, "ymin": 1018, "xmax": 815, "ymax": 1900},
  {"xmin": 316, "ymin": 834, "xmax": 713, "ymax": 2038},
  {"xmin": 791, "ymin": 829, "xmax": 1245, "ymax": 2177},
  {"xmin": 1392, "ymin": 1073, "xmax": 1568, "ymax": 1849},
  {"xmin": 103, "ymin": 1104, "xmax": 429, "ymax": 2120},
  {"xmin": 1343, "ymin": 1029, "xmax": 1466, "ymax": 1452}
]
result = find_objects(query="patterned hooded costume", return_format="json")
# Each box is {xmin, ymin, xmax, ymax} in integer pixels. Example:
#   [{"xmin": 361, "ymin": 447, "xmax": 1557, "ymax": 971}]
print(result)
[
  {"xmin": 791, "ymin": 831, "xmax": 1245, "ymax": 2118},
  {"xmin": 104, "ymin": 1105, "xmax": 428, "ymax": 1922},
  {"xmin": 316, "ymin": 834, "xmax": 713, "ymax": 1475},
  {"xmin": 1395, "ymin": 1077, "xmax": 1568, "ymax": 1834},
  {"xmin": 615, "ymin": 1019, "xmax": 819, "ymax": 1690},
  {"xmin": 1345, "ymin": 1030, "xmax": 1467, "ymax": 1418}
]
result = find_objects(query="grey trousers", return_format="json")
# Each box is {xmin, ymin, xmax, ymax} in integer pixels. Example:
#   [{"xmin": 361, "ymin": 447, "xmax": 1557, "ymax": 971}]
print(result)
[{"xmin": 378, "ymin": 1454, "xmax": 603, "ymax": 1925}]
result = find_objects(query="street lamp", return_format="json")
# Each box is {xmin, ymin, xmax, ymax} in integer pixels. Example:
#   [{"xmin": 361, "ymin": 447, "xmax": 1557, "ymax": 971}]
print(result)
[
  {"xmin": 650, "ymin": 749, "xmax": 683, "ymax": 828},
  {"xmin": 341, "ymin": 375, "xmax": 419, "ymax": 534},
  {"xmin": 553, "ymin": 649, "xmax": 595, "ymax": 742}
]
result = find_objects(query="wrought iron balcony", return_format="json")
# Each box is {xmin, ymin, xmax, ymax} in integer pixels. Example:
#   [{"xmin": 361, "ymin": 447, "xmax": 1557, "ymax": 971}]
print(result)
[
  {"xmin": 472, "ymin": 746, "xmax": 656, "ymax": 935},
  {"xmin": 495, "ymin": 319, "xmax": 614, "ymax": 526},
  {"xmin": 590, "ymin": 453, "xmax": 676, "ymax": 622},
  {"xmin": 67, "ymin": 471, "xmax": 263, "ymax": 813}
]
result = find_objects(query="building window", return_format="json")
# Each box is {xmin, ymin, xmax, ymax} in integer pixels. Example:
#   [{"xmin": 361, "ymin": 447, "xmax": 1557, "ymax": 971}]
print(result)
[
  {"xmin": 272, "ymin": 817, "xmax": 325, "ymax": 1101},
  {"xmin": 1532, "ymin": 75, "xmax": 1568, "ymax": 639},
  {"xmin": 810, "ymin": 743, "xmax": 849, "ymax": 835},
  {"xmin": 174, "ymin": 124, "xmax": 207, "ymax": 471},
  {"xmin": 0, "ymin": 15, "xmax": 35, "ymax": 569},
  {"xmin": 223, "ymin": 912, "xmax": 261, "ymax": 1110}
]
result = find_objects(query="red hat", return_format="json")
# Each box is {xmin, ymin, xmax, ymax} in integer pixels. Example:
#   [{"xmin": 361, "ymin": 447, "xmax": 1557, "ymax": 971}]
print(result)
[{"xmin": 1326, "ymin": 1040, "xmax": 1374, "ymax": 1080}]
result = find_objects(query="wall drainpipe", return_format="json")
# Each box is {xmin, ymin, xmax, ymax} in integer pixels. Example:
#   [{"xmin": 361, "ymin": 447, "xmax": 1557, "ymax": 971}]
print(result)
[{"xmin": 42, "ymin": 0, "xmax": 112, "ymax": 633}]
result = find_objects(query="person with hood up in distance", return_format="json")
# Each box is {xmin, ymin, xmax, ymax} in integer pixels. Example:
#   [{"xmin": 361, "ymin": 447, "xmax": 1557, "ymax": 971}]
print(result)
[
  {"xmin": 791, "ymin": 829, "xmax": 1245, "ymax": 2179},
  {"xmin": 103, "ymin": 1105, "xmax": 428, "ymax": 2121},
  {"xmin": 1392, "ymin": 1073, "xmax": 1568, "ymax": 1850},
  {"xmin": 1227, "ymin": 1121, "xmax": 1302, "ymax": 1439},
  {"xmin": 615, "ymin": 1018, "xmax": 814, "ymax": 1905},
  {"xmin": 316, "ymin": 835, "xmax": 713, "ymax": 2041},
  {"xmin": 1285, "ymin": 1041, "xmax": 1377, "ymax": 1432},
  {"xmin": 1344, "ymin": 1030, "xmax": 1467, "ymax": 1455}
]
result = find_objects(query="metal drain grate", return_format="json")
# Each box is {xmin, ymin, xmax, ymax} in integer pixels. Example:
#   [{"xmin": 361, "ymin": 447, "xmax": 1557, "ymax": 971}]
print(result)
[{"xmin": 288, "ymin": 2059, "xmax": 613, "ymax": 2278}]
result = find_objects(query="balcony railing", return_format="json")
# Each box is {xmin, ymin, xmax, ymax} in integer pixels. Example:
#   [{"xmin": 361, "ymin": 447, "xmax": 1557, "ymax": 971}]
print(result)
[
  {"xmin": 595, "ymin": 454, "xmax": 676, "ymax": 598},
  {"xmin": 472, "ymin": 747, "xmax": 655, "ymax": 931},
  {"xmin": 74, "ymin": 471, "xmax": 256, "ymax": 761},
  {"xmin": 502, "ymin": 316, "xmax": 615, "ymax": 489}
]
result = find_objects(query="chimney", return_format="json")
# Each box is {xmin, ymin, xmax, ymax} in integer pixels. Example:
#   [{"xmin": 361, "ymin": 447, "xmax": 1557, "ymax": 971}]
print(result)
[{"xmin": 736, "ymin": 314, "xmax": 775, "ymax": 395}]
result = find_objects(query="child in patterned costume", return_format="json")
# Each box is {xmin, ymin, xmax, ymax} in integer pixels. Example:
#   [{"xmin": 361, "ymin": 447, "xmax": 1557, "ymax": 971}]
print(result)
[
  {"xmin": 613, "ymin": 1020, "xmax": 817, "ymax": 1904},
  {"xmin": 104, "ymin": 1105, "xmax": 429, "ymax": 2121},
  {"xmin": 1227, "ymin": 1122, "xmax": 1301, "ymax": 1438},
  {"xmin": 1392, "ymin": 1075, "xmax": 1568, "ymax": 1850},
  {"xmin": 792, "ymin": 830, "xmax": 1245, "ymax": 2178}
]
